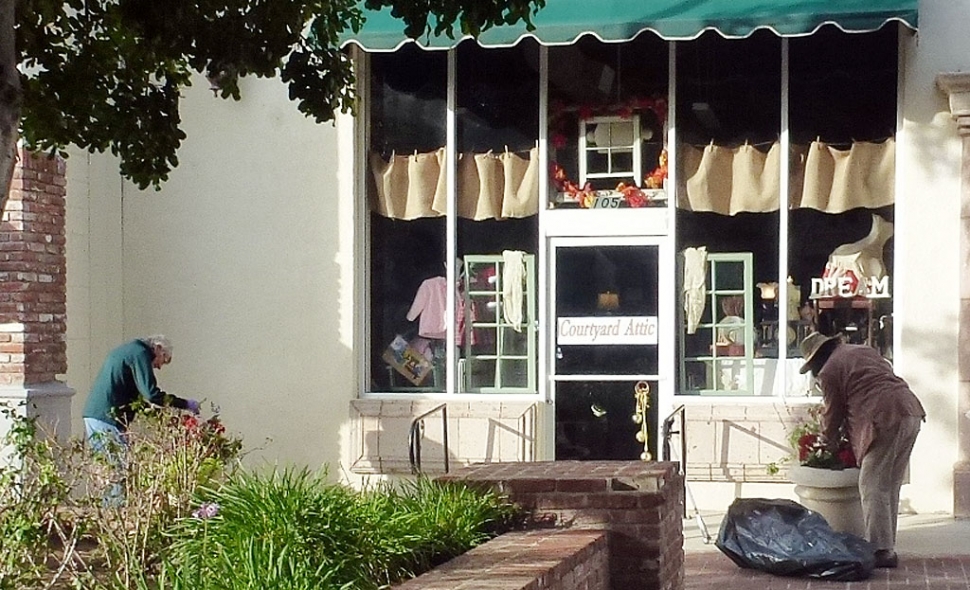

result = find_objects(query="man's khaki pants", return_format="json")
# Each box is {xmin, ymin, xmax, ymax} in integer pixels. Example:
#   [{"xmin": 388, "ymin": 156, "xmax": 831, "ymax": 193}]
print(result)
[{"xmin": 858, "ymin": 416, "xmax": 921, "ymax": 551}]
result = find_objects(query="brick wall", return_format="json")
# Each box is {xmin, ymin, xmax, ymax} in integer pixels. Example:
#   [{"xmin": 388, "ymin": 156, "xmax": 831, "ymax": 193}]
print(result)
[
  {"xmin": 394, "ymin": 529, "xmax": 609, "ymax": 590},
  {"xmin": 439, "ymin": 461, "xmax": 685, "ymax": 590},
  {"xmin": 0, "ymin": 148, "xmax": 67, "ymax": 385}
]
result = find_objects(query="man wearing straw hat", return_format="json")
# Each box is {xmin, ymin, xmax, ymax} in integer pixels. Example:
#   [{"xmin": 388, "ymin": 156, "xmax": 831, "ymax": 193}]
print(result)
[{"xmin": 799, "ymin": 332, "xmax": 925, "ymax": 569}]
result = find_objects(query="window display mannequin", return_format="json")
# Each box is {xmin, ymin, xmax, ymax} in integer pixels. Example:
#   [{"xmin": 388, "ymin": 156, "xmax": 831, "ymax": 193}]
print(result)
[{"xmin": 820, "ymin": 213, "xmax": 893, "ymax": 297}]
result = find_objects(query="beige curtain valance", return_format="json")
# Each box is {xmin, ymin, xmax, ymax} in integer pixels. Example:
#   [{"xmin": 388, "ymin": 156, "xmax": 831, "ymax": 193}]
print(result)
[
  {"xmin": 370, "ymin": 147, "xmax": 539, "ymax": 221},
  {"xmin": 678, "ymin": 142, "xmax": 782, "ymax": 215},
  {"xmin": 678, "ymin": 138, "xmax": 895, "ymax": 215},
  {"xmin": 791, "ymin": 139, "xmax": 895, "ymax": 213}
]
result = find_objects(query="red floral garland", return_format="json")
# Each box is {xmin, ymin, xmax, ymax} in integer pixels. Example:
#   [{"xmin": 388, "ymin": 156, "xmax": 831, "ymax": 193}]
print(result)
[
  {"xmin": 549, "ymin": 96, "xmax": 668, "ymax": 208},
  {"xmin": 551, "ymin": 150, "xmax": 667, "ymax": 209},
  {"xmin": 549, "ymin": 96, "xmax": 668, "ymax": 150}
]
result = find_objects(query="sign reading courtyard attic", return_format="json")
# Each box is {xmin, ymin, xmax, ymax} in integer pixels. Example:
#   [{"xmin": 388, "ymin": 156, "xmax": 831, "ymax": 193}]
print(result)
[{"xmin": 557, "ymin": 316, "xmax": 659, "ymax": 346}]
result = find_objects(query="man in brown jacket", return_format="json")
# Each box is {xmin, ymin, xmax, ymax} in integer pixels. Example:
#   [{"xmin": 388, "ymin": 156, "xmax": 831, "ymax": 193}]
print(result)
[{"xmin": 799, "ymin": 332, "xmax": 925, "ymax": 569}]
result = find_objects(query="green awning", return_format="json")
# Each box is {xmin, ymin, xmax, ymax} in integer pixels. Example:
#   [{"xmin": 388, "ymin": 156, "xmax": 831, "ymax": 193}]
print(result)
[{"xmin": 341, "ymin": 0, "xmax": 917, "ymax": 51}]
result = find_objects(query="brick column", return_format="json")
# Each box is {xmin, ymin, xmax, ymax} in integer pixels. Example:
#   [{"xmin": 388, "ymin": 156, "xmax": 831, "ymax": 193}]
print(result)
[
  {"xmin": 439, "ymin": 461, "xmax": 685, "ymax": 590},
  {"xmin": 0, "ymin": 147, "xmax": 73, "ymax": 443},
  {"xmin": 937, "ymin": 72, "xmax": 970, "ymax": 517}
]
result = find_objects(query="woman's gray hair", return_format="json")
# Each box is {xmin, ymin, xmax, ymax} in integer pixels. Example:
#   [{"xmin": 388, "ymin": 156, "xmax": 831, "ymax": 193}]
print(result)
[{"xmin": 140, "ymin": 335, "xmax": 173, "ymax": 356}]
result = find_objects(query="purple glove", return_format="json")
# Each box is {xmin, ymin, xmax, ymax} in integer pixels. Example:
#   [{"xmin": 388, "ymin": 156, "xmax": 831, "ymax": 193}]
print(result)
[{"xmin": 186, "ymin": 399, "xmax": 201, "ymax": 415}]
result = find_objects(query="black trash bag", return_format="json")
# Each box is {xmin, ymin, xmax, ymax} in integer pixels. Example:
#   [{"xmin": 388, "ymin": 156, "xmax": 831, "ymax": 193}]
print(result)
[{"xmin": 715, "ymin": 498, "xmax": 876, "ymax": 581}]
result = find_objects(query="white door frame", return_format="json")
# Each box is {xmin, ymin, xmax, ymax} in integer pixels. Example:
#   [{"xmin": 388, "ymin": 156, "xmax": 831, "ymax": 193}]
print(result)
[{"xmin": 544, "ymin": 235, "xmax": 675, "ymax": 459}]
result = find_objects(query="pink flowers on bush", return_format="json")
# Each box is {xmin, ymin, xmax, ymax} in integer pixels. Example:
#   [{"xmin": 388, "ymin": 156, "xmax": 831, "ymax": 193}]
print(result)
[{"xmin": 191, "ymin": 502, "xmax": 220, "ymax": 519}]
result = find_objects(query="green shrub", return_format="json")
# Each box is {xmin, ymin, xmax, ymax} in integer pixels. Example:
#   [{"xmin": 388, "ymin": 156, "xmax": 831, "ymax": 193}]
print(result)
[
  {"xmin": 78, "ymin": 408, "xmax": 243, "ymax": 590},
  {"xmin": 0, "ymin": 405, "xmax": 74, "ymax": 590},
  {"xmin": 0, "ymin": 403, "xmax": 243, "ymax": 590},
  {"xmin": 160, "ymin": 470, "xmax": 519, "ymax": 590}
]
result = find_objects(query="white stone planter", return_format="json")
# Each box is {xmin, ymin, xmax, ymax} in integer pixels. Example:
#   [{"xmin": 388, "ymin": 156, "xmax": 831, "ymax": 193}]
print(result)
[{"xmin": 789, "ymin": 465, "xmax": 865, "ymax": 538}]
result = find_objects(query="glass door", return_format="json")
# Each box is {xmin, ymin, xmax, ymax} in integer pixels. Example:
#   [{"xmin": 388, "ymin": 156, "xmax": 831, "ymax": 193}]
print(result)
[{"xmin": 550, "ymin": 238, "xmax": 664, "ymax": 461}]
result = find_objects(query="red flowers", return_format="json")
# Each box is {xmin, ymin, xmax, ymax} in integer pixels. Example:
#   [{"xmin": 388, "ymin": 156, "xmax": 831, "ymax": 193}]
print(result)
[
  {"xmin": 179, "ymin": 414, "xmax": 225, "ymax": 434},
  {"xmin": 797, "ymin": 433, "xmax": 818, "ymax": 462},
  {"xmin": 643, "ymin": 149, "xmax": 668, "ymax": 189},
  {"xmin": 792, "ymin": 410, "xmax": 857, "ymax": 470},
  {"xmin": 550, "ymin": 162, "xmax": 654, "ymax": 209},
  {"xmin": 837, "ymin": 448, "xmax": 857, "ymax": 468}
]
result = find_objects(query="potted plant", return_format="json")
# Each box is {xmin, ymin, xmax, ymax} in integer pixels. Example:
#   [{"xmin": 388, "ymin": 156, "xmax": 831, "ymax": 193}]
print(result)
[{"xmin": 786, "ymin": 405, "xmax": 865, "ymax": 537}]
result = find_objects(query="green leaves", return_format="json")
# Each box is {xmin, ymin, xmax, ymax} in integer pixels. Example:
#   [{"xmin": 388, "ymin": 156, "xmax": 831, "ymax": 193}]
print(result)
[
  {"xmin": 17, "ymin": 0, "xmax": 322, "ymax": 190},
  {"xmin": 160, "ymin": 471, "xmax": 519, "ymax": 589},
  {"xmin": 12, "ymin": 0, "xmax": 545, "ymax": 191},
  {"xmin": 363, "ymin": 0, "xmax": 546, "ymax": 39}
]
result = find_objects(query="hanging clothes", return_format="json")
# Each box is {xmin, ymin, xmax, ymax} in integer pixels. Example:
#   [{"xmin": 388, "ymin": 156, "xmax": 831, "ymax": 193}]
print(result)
[
  {"xmin": 451, "ymin": 151, "xmax": 505, "ymax": 220},
  {"xmin": 679, "ymin": 142, "xmax": 782, "ymax": 215},
  {"xmin": 683, "ymin": 247, "xmax": 708, "ymax": 335},
  {"xmin": 369, "ymin": 149, "xmax": 447, "ymax": 220},
  {"xmin": 407, "ymin": 276, "xmax": 469, "ymax": 345},
  {"xmin": 502, "ymin": 250, "xmax": 526, "ymax": 332},
  {"xmin": 407, "ymin": 277, "xmax": 449, "ymax": 340}
]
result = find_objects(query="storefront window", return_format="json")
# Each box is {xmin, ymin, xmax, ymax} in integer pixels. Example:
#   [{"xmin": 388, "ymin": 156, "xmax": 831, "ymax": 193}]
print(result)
[
  {"xmin": 367, "ymin": 41, "xmax": 539, "ymax": 394},
  {"xmin": 675, "ymin": 31, "xmax": 782, "ymax": 395},
  {"xmin": 456, "ymin": 40, "xmax": 539, "ymax": 393},
  {"xmin": 363, "ymin": 24, "xmax": 900, "ymax": 398},
  {"xmin": 674, "ymin": 26, "xmax": 898, "ymax": 396},
  {"xmin": 368, "ymin": 46, "xmax": 448, "ymax": 392},
  {"xmin": 789, "ymin": 25, "xmax": 897, "ymax": 364}
]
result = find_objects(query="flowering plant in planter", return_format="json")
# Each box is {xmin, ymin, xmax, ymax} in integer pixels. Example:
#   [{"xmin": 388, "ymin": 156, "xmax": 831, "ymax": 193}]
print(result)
[
  {"xmin": 789, "ymin": 405, "xmax": 857, "ymax": 470},
  {"xmin": 766, "ymin": 404, "xmax": 857, "ymax": 476}
]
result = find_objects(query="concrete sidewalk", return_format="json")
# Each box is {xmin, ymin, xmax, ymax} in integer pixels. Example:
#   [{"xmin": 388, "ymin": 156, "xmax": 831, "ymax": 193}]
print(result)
[{"xmin": 683, "ymin": 512, "xmax": 970, "ymax": 589}]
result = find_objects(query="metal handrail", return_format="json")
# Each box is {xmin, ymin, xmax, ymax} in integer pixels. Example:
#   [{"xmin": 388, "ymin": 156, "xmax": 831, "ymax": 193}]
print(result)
[
  {"xmin": 408, "ymin": 403, "xmax": 449, "ymax": 475},
  {"xmin": 661, "ymin": 404, "xmax": 687, "ymax": 518},
  {"xmin": 661, "ymin": 404, "xmax": 686, "ymax": 468}
]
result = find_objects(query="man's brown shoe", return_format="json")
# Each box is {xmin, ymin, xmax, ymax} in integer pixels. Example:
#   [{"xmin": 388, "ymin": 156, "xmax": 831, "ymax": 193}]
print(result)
[{"xmin": 874, "ymin": 549, "xmax": 898, "ymax": 568}]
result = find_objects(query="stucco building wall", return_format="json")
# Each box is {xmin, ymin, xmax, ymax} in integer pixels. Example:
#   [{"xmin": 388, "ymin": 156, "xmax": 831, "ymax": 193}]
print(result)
[{"xmin": 64, "ymin": 77, "xmax": 358, "ymax": 471}]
